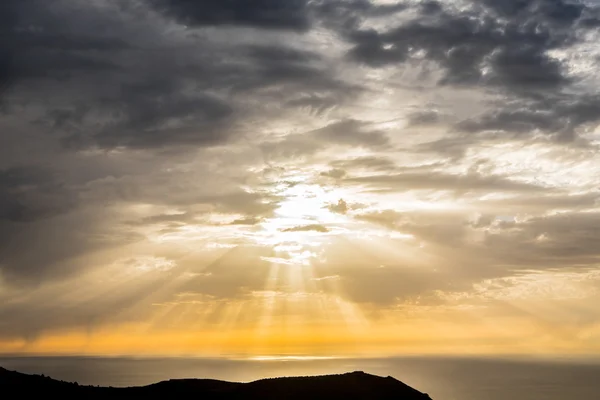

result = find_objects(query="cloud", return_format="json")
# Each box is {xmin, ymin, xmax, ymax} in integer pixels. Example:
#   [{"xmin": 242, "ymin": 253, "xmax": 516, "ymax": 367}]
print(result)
[
  {"xmin": 345, "ymin": 0, "xmax": 588, "ymax": 90},
  {"xmin": 331, "ymin": 156, "xmax": 398, "ymax": 172},
  {"xmin": 282, "ymin": 224, "xmax": 330, "ymax": 233},
  {"xmin": 0, "ymin": 166, "xmax": 77, "ymax": 223},
  {"xmin": 260, "ymin": 119, "xmax": 392, "ymax": 161},
  {"xmin": 320, "ymin": 169, "xmax": 348, "ymax": 179},
  {"xmin": 0, "ymin": 209, "xmax": 144, "ymax": 284},
  {"xmin": 151, "ymin": 0, "xmax": 312, "ymax": 31},
  {"xmin": 341, "ymin": 0, "xmax": 600, "ymax": 142},
  {"xmin": 482, "ymin": 211, "xmax": 600, "ymax": 266},
  {"xmin": 229, "ymin": 216, "xmax": 264, "ymax": 226},
  {"xmin": 346, "ymin": 171, "xmax": 549, "ymax": 193},
  {"xmin": 406, "ymin": 109, "xmax": 445, "ymax": 126},
  {"xmin": 1, "ymin": 0, "xmax": 357, "ymax": 153},
  {"xmin": 328, "ymin": 199, "xmax": 349, "ymax": 214},
  {"xmin": 2, "ymin": 0, "xmax": 600, "ymax": 349}
]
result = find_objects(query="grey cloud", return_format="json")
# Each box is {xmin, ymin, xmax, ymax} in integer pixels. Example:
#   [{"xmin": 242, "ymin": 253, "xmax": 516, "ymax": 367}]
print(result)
[
  {"xmin": 0, "ymin": 166, "xmax": 77, "ymax": 223},
  {"xmin": 330, "ymin": 156, "xmax": 397, "ymax": 172},
  {"xmin": 347, "ymin": 171, "xmax": 549, "ymax": 193},
  {"xmin": 476, "ymin": 0, "xmax": 585, "ymax": 22},
  {"xmin": 328, "ymin": 199, "xmax": 349, "ymax": 214},
  {"xmin": 205, "ymin": 191, "xmax": 279, "ymax": 217},
  {"xmin": 346, "ymin": 1, "xmax": 578, "ymax": 90},
  {"xmin": 70, "ymin": 94, "xmax": 235, "ymax": 150},
  {"xmin": 415, "ymin": 135, "xmax": 482, "ymax": 160},
  {"xmin": 359, "ymin": 206, "xmax": 600, "ymax": 273},
  {"xmin": 1, "ymin": 0, "xmax": 236, "ymax": 150},
  {"xmin": 407, "ymin": 109, "xmax": 445, "ymax": 126},
  {"xmin": 229, "ymin": 216, "xmax": 263, "ymax": 226},
  {"xmin": 357, "ymin": 209, "xmax": 470, "ymax": 247},
  {"xmin": 260, "ymin": 119, "xmax": 391, "ymax": 161},
  {"xmin": 341, "ymin": 0, "xmax": 600, "ymax": 142},
  {"xmin": 127, "ymin": 212, "xmax": 194, "ymax": 227},
  {"xmin": 320, "ymin": 169, "xmax": 347, "ymax": 179},
  {"xmin": 0, "ymin": 160, "xmax": 280, "ymax": 283},
  {"xmin": 285, "ymin": 94, "xmax": 341, "ymax": 115},
  {"xmin": 0, "ymin": 0, "xmax": 126, "ymax": 94},
  {"xmin": 332, "ymin": 265, "xmax": 438, "ymax": 305},
  {"xmin": 349, "ymin": 206, "xmax": 600, "ymax": 305},
  {"xmin": 327, "ymin": 198, "xmax": 366, "ymax": 214},
  {"xmin": 455, "ymin": 95, "xmax": 600, "ymax": 140},
  {"xmin": 310, "ymin": 239, "xmax": 448, "ymax": 305},
  {"xmin": 151, "ymin": 0, "xmax": 312, "ymax": 31},
  {"xmin": 118, "ymin": 183, "xmax": 280, "ymax": 220},
  {"xmin": 456, "ymin": 108, "xmax": 562, "ymax": 135},
  {"xmin": 282, "ymin": 224, "xmax": 330, "ymax": 233},
  {"xmin": 175, "ymin": 246, "xmax": 274, "ymax": 299},
  {"xmin": 312, "ymin": 0, "xmax": 408, "ymax": 31},
  {"xmin": 1, "ymin": 0, "xmax": 357, "ymax": 152},
  {"xmin": 477, "ymin": 192, "xmax": 600, "ymax": 212},
  {"xmin": 0, "ymin": 250, "xmax": 219, "ymax": 338},
  {"xmin": 483, "ymin": 211, "xmax": 600, "ymax": 266},
  {"xmin": 0, "ymin": 271, "xmax": 170, "ymax": 339},
  {"xmin": 315, "ymin": 120, "xmax": 391, "ymax": 148},
  {"xmin": 0, "ymin": 210, "xmax": 144, "ymax": 284}
]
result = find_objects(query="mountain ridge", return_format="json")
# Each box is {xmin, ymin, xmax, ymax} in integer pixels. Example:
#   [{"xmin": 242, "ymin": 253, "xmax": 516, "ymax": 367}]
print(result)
[{"xmin": 0, "ymin": 366, "xmax": 433, "ymax": 399}]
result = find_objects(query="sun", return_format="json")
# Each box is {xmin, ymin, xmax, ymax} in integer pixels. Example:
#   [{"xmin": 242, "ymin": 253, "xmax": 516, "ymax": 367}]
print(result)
[
  {"xmin": 251, "ymin": 178, "xmax": 351, "ymax": 266},
  {"xmin": 259, "ymin": 183, "xmax": 346, "ymax": 232}
]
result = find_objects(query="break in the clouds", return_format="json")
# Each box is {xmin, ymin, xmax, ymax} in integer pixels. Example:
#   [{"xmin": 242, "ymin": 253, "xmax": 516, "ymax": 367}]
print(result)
[{"xmin": 1, "ymin": 0, "xmax": 600, "ymax": 356}]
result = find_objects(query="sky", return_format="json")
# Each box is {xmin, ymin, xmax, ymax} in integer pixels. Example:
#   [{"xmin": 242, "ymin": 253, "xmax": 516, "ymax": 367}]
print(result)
[{"xmin": 1, "ymin": 0, "xmax": 600, "ymax": 358}]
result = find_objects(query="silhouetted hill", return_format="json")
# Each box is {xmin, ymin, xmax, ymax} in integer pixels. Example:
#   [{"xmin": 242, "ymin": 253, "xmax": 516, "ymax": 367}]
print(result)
[{"xmin": 0, "ymin": 367, "xmax": 432, "ymax": 399}]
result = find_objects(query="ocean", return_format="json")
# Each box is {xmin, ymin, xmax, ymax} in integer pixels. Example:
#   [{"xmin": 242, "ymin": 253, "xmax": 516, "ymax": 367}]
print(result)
[{"xmin": 1, "ymin": 356, "xmax": 599, "ymax": 399}]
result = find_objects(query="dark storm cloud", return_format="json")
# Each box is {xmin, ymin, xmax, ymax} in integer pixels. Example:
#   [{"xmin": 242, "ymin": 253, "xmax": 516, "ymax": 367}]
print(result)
[
  {"xmin": 476, "ymin": 0, "xmax": 585, "ymax": 22},
  {"xmin": 0, "ymin": 0, "xmax": 355, "ymax": 152},
  {"xmin": 456, "ymin": 94, "xmax": 600, "ymax": 140},
  {"xmin": 345, "ymin": 0, "xmax": 582, "ymax": 89},
  {"xmin": 0, "ymin": 210, "xmax": 145, "ymax": 284},
  {"xmin": 312, "ymin": 0, "xmax": 408, "ymax": 30},
  {"xmin": 341, "ymin": 0, "xmax": 600, "ymax": 141},
  {"xmin": 0, "ymin": 167, "xmax": 76, "ymax": 223},
  {"xmin": 0, "ymin": 0, "xmax": 127, "ymax": 92},
  {"xmin": 150, "ymin": 0, "xmax": 312, "ymax": 31},
  {"xmin": 235, "ymin": 44, "xmax": 357, "ymax": 96},
  {"xmin": 0, "ymin": 1, "xmax": 20, "ymax": 93},
  {"xmin": 0, "ymin": 0, "xmax": 234, "ymax": 150}
]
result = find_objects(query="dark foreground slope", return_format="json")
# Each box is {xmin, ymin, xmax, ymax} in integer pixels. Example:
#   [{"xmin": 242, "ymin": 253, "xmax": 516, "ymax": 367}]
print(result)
[{"xmin": 0, "ymin": 367, "xmax": 432, "ymax": 399}]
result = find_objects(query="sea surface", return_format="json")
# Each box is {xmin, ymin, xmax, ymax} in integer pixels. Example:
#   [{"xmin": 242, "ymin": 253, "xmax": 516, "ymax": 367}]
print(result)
[{"xmin": 1, "ymin": 355, "xmax": 599, "ymax": 400}]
